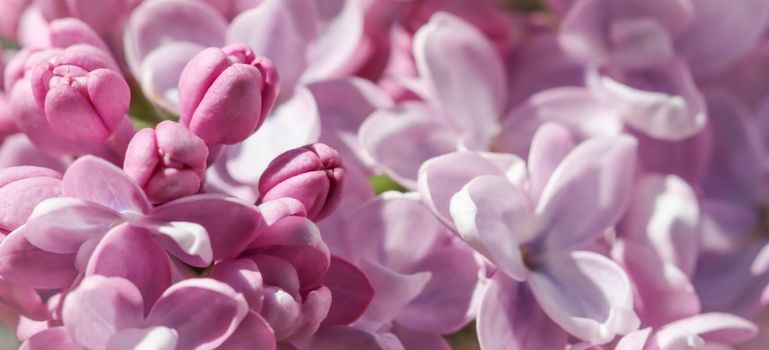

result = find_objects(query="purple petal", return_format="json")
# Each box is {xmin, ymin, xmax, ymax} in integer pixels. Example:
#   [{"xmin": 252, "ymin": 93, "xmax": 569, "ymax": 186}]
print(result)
[
  {"xmin": 303, "ymin": 0, "xmax": 365, "ymax": 81},
  {"xmin": 359, "ymin": 102, "xmax": 459, "ymax": 189},
  {"xmin": 450, "ymin": 175, "xmax": 532, "ymax": 280},
  {"xmin": 618, "ymin": 174, "xmax": 700, "ymax": 275},
  {"xmin": 209, "ymin": 259, "xmax": 264, "ymax": 311},
  {"xmin": 358, "ymin": 259, "xmax": 430, "ymax": 325},
  {"xmin": 418, "ymin": 151, "xmax": 525, "ymax": 228},
  {"xmin": 396, "ymin": 247, "xmax": 481, "ymax": 334},
  {"xmin": 527, "ymin": 123, "xmax": 576, "ymax": 200},
  {"xmin": 536, "ymin": 135, "xmax": 637, "ymax": 250},
  {"xmin": 413, "ymin": 12, "xmax": 506, "ymax": 147},
  {"xmin": 528, "ymin": 251, "xmax": 639, "ymax": 344},
  {"xmin": 612, "ymin": 239, "xmax": 700, "ymax": 328},
  {"xmin": 676, "ymin": 0, "xmax": 769, "ymax": 75},
  {"xmin": 478, "ymin": 273, "xmax": 567, "ymax": 350}
]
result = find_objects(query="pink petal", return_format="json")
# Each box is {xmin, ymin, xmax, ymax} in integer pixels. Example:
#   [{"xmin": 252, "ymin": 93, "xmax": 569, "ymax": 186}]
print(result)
[
  {"xmin": 0, "ymin": 277, "xmax": 48, "ymax": 321},
  {"xmin": 588, "ymin": 60, "xmax": 706, "ymax": 141},
  {"xmin": 303, "ymin": 0, "xmax": 365, "ymax": 81},
  {"xmin": 209, "ymin": 259, "xmax": 264, "ymax": 311},
  {"xmin": 224, "ymin": 87, "xmax": 320, "ymax": 185},
  {"xmin": 527, "ymin": 123, "xmax": 576, "ymax": 200},
  {"xmin": 246, "ymin": 216, "xmax": 329, "ymax": 287},
  {"xmin": 676, "ymin": 0, "xmax": 769, "ymax": 75},
  {"xmin": 62, "ymin": 276, "xmax": 144, "ymax": 350},
  {"xmin": 139, "ymin": 41, "xmax": 205, "ymax": 113},
  {"xmin": 23, "ymin": 198, "xmax": 121, "ymax": 254},
  {"xmin": 535, "ymin": 135, "xmax": 637, "ymax": 250},
  {"xmin": 217, "ymin": 312, "xmax": 275, "ymax": 350},
  {"xmin": 612, "ymin": 239, "xmax": 700, "ymax": 328},
  {"xmin": 391, "ymin": 326, "xmax": 449, "ymax": 350},
  {"xmin": 319, "ymin": 256, "xmax": 373, "ymax": 327},
  {"xmin": 149, "ymin": 194, "xmax": 263, "ymax": 261},
  {"xmin": 528, "ymin": 251, "xmax": 639, "ymax": 344},
  {"xmin": 343, "ymin": 194, "xmax": 449, "ymax": 269},
  {"xmin": 147, "ymin": 279, "xmax": 248, "ymax": 350},
  {"xmin": 107, "ymin": 326, "xmax": 178, "ymax": 350},
  {"xmin": 418, "ymin": 151, "xmax": 525, "ymax": 228},
  {"xmin": 450, "ymin": 175, "xmax": 532, "ymax": 281},
  {"xmin": 138, "ymin": 220, "xmax": 212, "ymax": 268},
  {"xmin": 19, "ymin": 327, "xmax": 80, "ymax": 350},
  {"xmin": 309, "ymin": 77, "xmax": 393, "ymax": 170},
  {"xmin": 478, "ymin": 273, "xmax": 567, "ymax": 350},
  {"xmin": 62, "ymin": 156, "xmax": 150, "ymax": 214},
  {"xmin": 0, "ymin": 227, "xmax": 78, "ymax": 289},
  {"xmin": 228, "ymin": 0, "xmax": 318, "ymax": 92},
  {"xmin": 396, "ymin": 247, "xmax": 481, "ymax": 334},
  {"xmin": 85, "ymin": 225, "xmax": 173, "ymax": 310},
  {"xmin": 124, "ymin": 0, "xmax": 227, "ymax": 79},
  {"xmin": 618, "ymin": 174, "xmax": 700, "ymax": 276},
  {"xmin": 413, "ymin": 12, "xmax": 506, "ymax": 147},
  {"xmin": 311, "ymin": 326, "xmax": 405, "ymax": 350},
  {"xmin": 358, "ymin": 259, "xmax": 430, "ymax": 325},
  {"xmin": 657, "ymin": 313, "xmax": 757, "ymax": 346},
  {"xmin": 359, "ymin": 102, "xmax": 459, "ymax": 189}
]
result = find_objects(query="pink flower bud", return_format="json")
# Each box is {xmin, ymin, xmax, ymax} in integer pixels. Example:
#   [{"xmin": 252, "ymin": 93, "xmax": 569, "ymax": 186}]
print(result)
[
  {"xmin": 124, "ymin": 121, "xmax": 209, "ymax": 203},
  {"xmin": 0, "ymin": 166, "xmax": 62, "ymax": 233},
  {"xmin": 259, "ymin": 143, "xmax": 346, "ymax": 222},
  {"xmin": 30, "ymin": 46, "xmax": 130, "ymax": 141},
  {"xmin": 178, "ymin": 44, "xmax": 279, "ymax": 145}
]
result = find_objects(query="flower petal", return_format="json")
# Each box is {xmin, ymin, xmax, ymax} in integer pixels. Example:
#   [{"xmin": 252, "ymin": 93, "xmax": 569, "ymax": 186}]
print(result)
[
  {"xmin": 107, "ymin": 326, "xmax": 178, "ymax": 350},
  {"xmin": 24, "ymin": 198, "xmax": 120, "ymax": 254},
  {"xmin": 528, "ymin": 251, "xmax": 639, "ymax": 344},
  {"xmin": 147, "ymin": 279, "xmax": 249, "ymax": 350},
  {"xmin": 360, "ymin": 102, "xmax": 459, "ymax": 189},
  {"xmin": 62, "ymin": 156, "xmax": 150, "ymax": 214},
  {"xmin": 536, "ymin": 135, "xmax": 637, "ymax": 251},
  {"xmin": 450, "ymin": 175, "xmax": 532, "ymax": 281},
  {"xmin": 0, "ymin": 226, "xmax": 78, "ymax": 289},
  {"xmin": 86, "ymin": 225, "xmax": 172, "ymax": 310},
  {"xmin": 418, "ymin": 151, "xmax": 525, "ymax": 228},
  {"xmin": 413, "ymin": 12, "xmax": 505, "ymax": 147},
  {"xmin": 62, "ymin": 276, "xmax": 144, "ymax": 350},
  {"xmin": 149, "ymin": 194, "xmax": 263, "ymax": 261},
  {"xmin": 478, "ymin": 273, "xmax": 568, "ymax": 350},
  {"xmin": 19, "ymin": 327, "xmax": 80, "ymax": 350}
]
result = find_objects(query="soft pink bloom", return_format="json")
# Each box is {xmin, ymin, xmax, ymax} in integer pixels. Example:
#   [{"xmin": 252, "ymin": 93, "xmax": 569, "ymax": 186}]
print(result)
[
  {"xmin": 29, "ymin": 46, "xmax": 129, "ymax": 141},
  {"xmin": 19, "ymin": 275, "xmax": 250, "ymax": 350},
  {"xmin": 0, "ymin": 156, "xmax": 262, "ymax": 295},
  {"xmin": 444, "ymin": 124, "xmax": 640, "ymax": 344},
  {"xmin": 0, "ymin": 166, "xmax": 61, "ymax": 235},
  {"xmin": 178, "ymin": 44, "xmax": 278, "ymax": 145},
  {"xmin": 124, "ymin": 121, "xmax": 209, "ymax": 203},
  {"xmin": 258, "ymin": 143, "xmax": 345, "ymax": 222}
]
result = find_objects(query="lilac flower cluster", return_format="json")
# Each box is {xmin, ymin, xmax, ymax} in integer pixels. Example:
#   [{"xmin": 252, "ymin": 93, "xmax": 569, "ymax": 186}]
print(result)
[{"xmin": 0, "ymin": 0, "xmax": 768, "ymax": 349}]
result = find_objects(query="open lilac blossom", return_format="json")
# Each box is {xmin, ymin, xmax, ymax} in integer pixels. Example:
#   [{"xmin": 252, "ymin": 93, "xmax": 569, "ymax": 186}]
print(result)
[{"xmin": 2, "ymin": 0, "xmax": 769, "ymax": 348}]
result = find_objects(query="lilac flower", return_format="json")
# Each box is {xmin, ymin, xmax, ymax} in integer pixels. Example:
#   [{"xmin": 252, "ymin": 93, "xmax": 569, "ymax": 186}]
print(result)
[
  {"xmin": 19, "ymin": 276, "xmax": 250, "ymax": 350},
  {"xmin": 426, "ymin": 124, "xmax": 640, "ymax": 344},
  {"xmin": 0, "ymin": 156, "xmax": 262, "ymax": 295}
]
